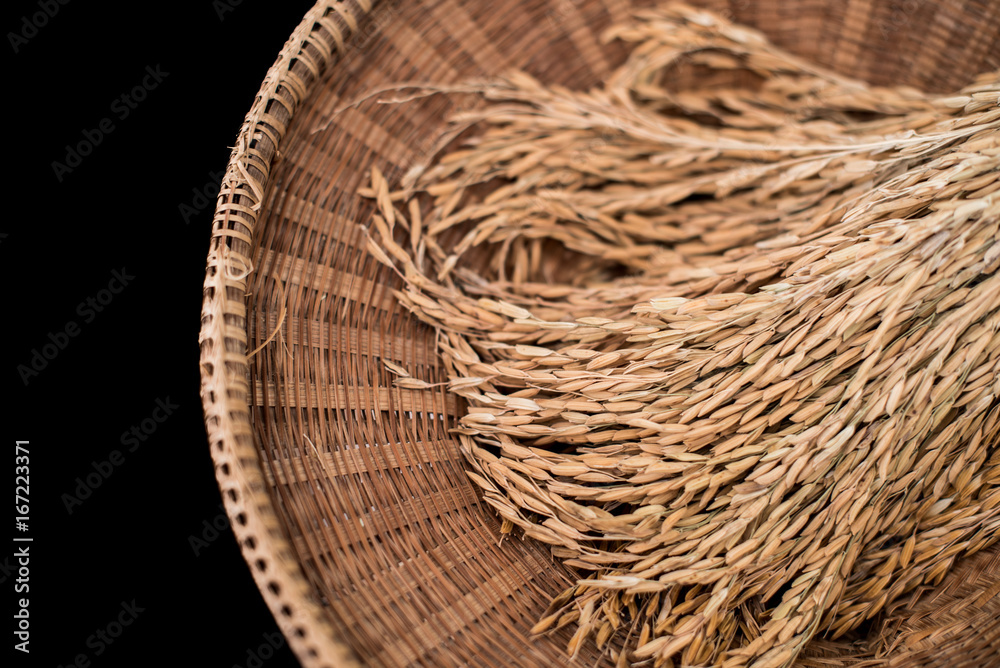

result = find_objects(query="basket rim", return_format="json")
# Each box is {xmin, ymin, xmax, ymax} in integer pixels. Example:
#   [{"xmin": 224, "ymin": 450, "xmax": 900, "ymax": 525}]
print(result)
[
  {"xmin": 198, "ymin": 2, "xmax": 1000, "ymax": 666},
  {"xmin": 198, "ymin": 1, "xmax": 371, "ymax": 666}
]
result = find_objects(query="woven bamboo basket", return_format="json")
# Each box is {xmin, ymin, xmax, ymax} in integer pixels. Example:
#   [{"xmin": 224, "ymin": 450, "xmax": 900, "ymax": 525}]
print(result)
[{"xmin": 198, "ymin": 1, "xmax": 1000, "ymax": 666}]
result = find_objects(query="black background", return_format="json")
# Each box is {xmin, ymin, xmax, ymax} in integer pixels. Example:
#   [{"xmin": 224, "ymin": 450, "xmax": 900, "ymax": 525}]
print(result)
[{"xmin": 8, "ymin": 1, "xmax": 315, "ymax": 666}]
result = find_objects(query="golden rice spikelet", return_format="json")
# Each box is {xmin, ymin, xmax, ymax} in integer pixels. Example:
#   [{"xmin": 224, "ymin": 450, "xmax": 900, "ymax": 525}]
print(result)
[{"xmin": 358, "ymin": 3, "xmax": 1000, "ymax": 666}]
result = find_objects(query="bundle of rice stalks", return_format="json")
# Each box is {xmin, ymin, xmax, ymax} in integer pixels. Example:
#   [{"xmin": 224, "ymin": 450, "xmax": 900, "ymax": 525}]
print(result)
[
  {"xmin": 798, "ymin": 541, "xmax": 1000, "ymax": 666},
  {"xmin": 357, "ymin": 4, "xmax": 1000, "ymax": 666}
]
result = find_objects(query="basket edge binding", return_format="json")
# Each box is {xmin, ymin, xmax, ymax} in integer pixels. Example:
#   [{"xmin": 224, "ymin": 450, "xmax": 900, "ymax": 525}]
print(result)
[
  {"xmin": 198, "ymin": 2, "xmax": 1000, "ymax": 666},
  {"xmin": 198, "ymin": 2, "xmax": 374, "ymax": 667}
]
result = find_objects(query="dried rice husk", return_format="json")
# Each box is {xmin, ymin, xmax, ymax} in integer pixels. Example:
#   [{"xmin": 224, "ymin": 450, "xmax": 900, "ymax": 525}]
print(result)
[{"xmin": 358, "ymin": 4, "xmax": 1000, "ymax": 667}]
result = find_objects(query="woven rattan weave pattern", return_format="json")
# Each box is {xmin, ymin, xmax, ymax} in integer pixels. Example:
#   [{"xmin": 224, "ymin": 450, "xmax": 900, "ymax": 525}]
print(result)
[{"xmin": 199, "ymin": 1, "xmax": 1000, "ymax": 666}]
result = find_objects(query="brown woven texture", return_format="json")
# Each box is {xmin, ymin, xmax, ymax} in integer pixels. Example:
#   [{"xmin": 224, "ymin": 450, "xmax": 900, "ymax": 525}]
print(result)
[{"xmin": 197, "ymin": 1, "xmax": 1000, "ymax": 666}]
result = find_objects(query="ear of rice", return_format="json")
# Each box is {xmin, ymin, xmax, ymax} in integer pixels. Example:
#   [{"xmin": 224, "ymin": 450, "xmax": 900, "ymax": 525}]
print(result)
[{"xmin": 361, "ymin": 4, "xmax": 1000, "ymax": 666}]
